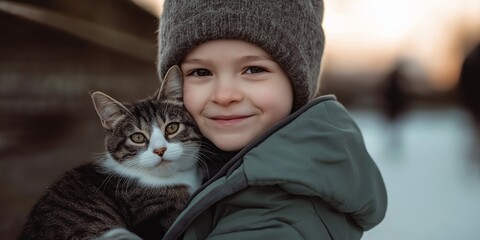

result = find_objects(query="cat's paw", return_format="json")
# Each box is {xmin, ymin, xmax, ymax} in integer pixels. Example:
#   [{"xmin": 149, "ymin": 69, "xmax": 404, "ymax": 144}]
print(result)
[{"xmin": 96, "ymin": 228, "xmax": 142, "ymax": 240}]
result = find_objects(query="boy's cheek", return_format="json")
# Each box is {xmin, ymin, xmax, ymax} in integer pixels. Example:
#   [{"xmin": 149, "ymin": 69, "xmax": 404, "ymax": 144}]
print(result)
[
  {"xmin": 183, "ymin": 86, "xmax": 201, "ymax": 110},
  {"xmin": 183, "ymin": 98, "xmax": 199, "ymax": 118}
]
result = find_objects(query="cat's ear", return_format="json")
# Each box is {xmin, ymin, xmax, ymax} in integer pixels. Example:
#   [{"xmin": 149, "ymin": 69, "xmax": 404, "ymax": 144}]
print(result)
[
  {"xmin": 157, "ymin": 65, "xmax": 183, "ymax": 101},
  {"xmin": 91, "ymin": 91, "xmax": 131, "ymax": 130}
]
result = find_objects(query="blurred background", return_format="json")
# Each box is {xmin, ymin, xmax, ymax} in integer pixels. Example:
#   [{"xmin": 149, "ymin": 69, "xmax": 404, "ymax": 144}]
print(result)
[{"xmin": 0, "ymin": 0, "xmax": 479, "ymax": 239}]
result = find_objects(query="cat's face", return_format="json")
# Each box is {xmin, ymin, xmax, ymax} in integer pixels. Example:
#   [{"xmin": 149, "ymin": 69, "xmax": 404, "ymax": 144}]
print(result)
[{"xmin": 92, "ymin": 66, "xmax": 201, "ymax": 178}]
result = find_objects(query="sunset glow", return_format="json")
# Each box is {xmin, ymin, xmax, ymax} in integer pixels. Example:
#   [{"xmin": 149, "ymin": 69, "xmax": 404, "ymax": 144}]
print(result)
[
  {"xmin": 136, "ymin": 0, "xmax": 480, "ymax": 91},
  {"xmin": 323, "ymin": 0, "xmax": 480, "ymax": 90}
]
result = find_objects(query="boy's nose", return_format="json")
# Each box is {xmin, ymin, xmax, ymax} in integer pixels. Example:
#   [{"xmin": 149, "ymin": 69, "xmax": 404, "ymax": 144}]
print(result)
[{"xmin": 211, "ymin": 77, "xmax": 243, "ymax": 106}]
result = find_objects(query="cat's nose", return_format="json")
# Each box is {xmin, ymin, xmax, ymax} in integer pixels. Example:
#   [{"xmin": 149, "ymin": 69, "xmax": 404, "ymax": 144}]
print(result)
[{"xmin": 153, "ymin": 147, "xmax": 166, "ymax": 156}]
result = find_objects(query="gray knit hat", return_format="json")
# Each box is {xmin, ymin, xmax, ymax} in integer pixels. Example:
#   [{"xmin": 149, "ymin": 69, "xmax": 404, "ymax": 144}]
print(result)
[{"xmin": 157, "ymin": 0, "xmax": 325, "ymax": 111}]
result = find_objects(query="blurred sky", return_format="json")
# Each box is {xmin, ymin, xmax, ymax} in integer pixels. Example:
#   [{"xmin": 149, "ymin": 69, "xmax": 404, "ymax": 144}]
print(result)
[
  {"xmin": 323, "ymin": 0, "xmax": 480, "ymax": 91},
  {"xmin": 137, "ymin": 0, "xmax": 480, "ymax": 92}
]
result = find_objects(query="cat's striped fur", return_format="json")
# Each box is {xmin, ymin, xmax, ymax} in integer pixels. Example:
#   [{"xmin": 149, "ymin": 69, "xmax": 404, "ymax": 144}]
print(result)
[{"xmin": 20, "ymin": 66, "xmax": 202, "ymax": 240}]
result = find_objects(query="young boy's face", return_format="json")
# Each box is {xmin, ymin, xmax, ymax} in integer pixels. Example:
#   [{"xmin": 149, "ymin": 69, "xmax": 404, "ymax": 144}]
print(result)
[{"xmin": 181, "ymin": 40, "xmax": 293, "ymax": 151}]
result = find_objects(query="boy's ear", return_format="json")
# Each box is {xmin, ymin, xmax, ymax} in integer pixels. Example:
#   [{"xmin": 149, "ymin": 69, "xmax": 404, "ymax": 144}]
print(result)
[
  {"xmin": 157, "ymin": 65, "xmax": 183, "ymax": 101},
  {"xmin": 91, "ymin": 91, "xmax": 130, "ymax": 130}
]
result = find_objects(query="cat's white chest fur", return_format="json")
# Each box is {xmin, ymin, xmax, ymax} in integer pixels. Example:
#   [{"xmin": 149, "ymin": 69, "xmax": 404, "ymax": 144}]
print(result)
[
  {"xmin": 101, "ymin": 157, "xmax": 202, "ymax": 194},
  {"xmin": 101, "ymin": 125, "xmax": 202, "ymax": 194}
]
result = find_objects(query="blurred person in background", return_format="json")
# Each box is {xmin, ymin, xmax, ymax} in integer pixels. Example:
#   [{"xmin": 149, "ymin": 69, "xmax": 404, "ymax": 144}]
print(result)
[{"xmin": 458, "ymin": 43, "xmax": 480, "ymax": 129}]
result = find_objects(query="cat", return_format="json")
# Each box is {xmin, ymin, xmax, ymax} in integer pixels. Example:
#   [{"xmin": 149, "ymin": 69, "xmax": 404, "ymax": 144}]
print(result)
[{"xmin": 19, "ymin": 65, "xmax": 203, "ymax": 240}]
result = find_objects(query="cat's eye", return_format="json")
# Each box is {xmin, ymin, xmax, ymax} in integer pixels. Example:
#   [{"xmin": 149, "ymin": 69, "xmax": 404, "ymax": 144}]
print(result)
[
  {"xmin": 165, "ymin": 122, "xmax": 180, "ymax": 135},
  {"xmin": 130, "ymin": 133, "xmax": 146, "ymax": 143}
]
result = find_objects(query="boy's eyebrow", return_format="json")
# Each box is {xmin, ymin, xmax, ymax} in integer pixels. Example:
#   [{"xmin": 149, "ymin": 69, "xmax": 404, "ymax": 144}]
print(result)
[
  {"xmin": 238, "ymin": 55, "xmax": 274, "ymax": 63},
  {"xmin": 181, "ymin": 55, "xmax": 274, "ymax": 65},
  {"xmin": 181, "ymin": 58, "xmax": 212, "ymax": 65}
]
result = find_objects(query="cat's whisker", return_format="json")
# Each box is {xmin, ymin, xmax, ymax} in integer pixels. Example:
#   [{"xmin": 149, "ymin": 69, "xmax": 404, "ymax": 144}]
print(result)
[
  {"xmin": 96, "ymin": 172, "xmax": 115, "ymax": 194},
  {"xmin": 113, "ymin": 173, "xmax": 125, "ymax": 195},
  {"xmin": 195, "ymin": 158, "xmax": 209, "ymax": 173},
  {"xmin": 92, "ymin": 153, "xmax": 110, "ymax": 161},
  {"xmin": 91, "ymin": 151, "xmax": 109, "ymax": 156},
  {"xmin": 95, "ymin": 157, "xmax": 119, "ymax": 193},
  {"xmin": 123, "ymin": 178, "xmax": 133, "ymax": 196}
]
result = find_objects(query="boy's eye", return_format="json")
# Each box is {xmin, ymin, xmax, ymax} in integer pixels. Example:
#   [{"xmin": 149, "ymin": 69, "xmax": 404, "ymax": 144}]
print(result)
[
  {"xmin": 130, "ymin": 133, "xmax": 147, "ymax": 144},
  {"xmin": 165, "ymin": 122, "xmax": 180, "ymax": 135},
  {"xmin": 189, "ymin": 69, "xmax": 212, "ymax": 77},
  {"xmin": 244, "ymin": 66, "xmax": 266, "ymax": 74}
]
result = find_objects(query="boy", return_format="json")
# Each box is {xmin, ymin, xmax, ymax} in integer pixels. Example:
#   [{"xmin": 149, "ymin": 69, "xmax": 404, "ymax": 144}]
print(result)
[{"xmin": 157, "ymin": 0, "xmax": 387, "ymax": 239}]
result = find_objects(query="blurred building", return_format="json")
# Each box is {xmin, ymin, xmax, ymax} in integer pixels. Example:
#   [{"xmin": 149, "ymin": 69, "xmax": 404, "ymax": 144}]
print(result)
[{"xmin": 0, "ymin": 1, "xmax": 158, "ymax": 238}]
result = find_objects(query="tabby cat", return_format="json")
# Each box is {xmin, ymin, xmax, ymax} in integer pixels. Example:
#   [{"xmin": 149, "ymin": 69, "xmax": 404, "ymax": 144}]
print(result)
[{"xmin": 19, "ymin": 65, "xmax": 203, "ymax": 240}]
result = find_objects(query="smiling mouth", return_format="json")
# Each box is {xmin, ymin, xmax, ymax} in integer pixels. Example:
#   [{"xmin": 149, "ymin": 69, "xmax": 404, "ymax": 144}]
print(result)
[
  {"xmin": 212, "ymin": 115, "xmax": 251, "ymax": 120},
  {"xmin": 210, "ymin": 115, "xmax": 253, "ymax": 126}
]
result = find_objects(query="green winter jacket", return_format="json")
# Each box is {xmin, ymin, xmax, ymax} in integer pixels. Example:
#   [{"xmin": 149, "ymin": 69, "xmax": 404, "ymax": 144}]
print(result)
[{"xmin": 162, "ymin": 95, "xmax": 388, "ymax": 240}]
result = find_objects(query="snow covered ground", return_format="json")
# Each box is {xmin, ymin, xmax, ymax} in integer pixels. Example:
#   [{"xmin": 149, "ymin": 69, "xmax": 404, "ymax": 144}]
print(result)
[{"xmin": 351, "ymin": 107, "xmax": 480, "ymax": 240}]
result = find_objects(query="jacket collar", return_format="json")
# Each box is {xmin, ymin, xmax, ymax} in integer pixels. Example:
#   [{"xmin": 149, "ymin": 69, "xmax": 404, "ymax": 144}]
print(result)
[{"xmin": 192, "ymin": 95, "xmax": 337, "ymax": 196}]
